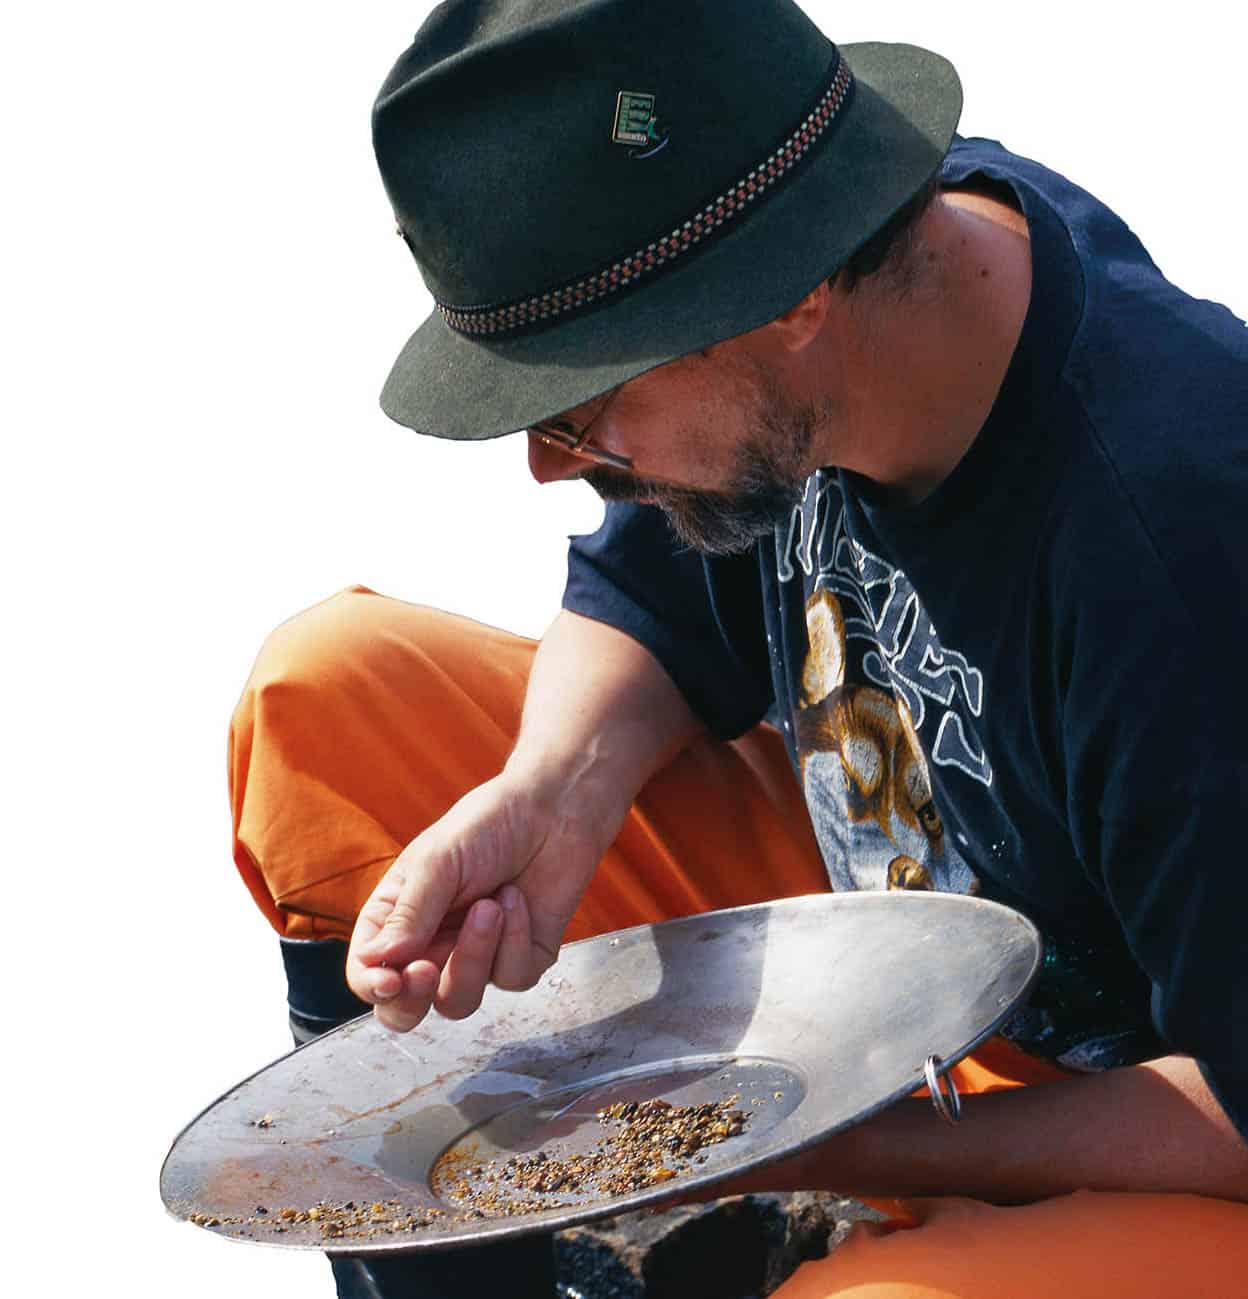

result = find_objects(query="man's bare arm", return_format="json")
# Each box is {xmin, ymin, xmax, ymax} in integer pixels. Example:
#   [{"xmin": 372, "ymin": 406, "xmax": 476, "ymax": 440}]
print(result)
[
  {"xmin": 346, "ymin": 609, "xmax": 703, "ymax": 1030},
  {"xmin": 729, "ymin": 1054, "xmax": 1248, "ymax": 1204},
  {"xmin": 505, "ymin": 608, "xmax": 704, "ymax": 823}
]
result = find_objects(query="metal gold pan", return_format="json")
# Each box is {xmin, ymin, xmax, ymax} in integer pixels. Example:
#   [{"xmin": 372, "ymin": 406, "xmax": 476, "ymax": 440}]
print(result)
[{"xmin": 161, "ymin": 892, "xmax": 1040, "ymax": 1255}]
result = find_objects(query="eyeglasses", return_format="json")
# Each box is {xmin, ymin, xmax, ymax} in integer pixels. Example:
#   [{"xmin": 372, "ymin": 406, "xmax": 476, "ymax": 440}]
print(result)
[
  {"xmin": 530, "ymin": 403, "xmax": 634, "ymax": 471},
  {"xmin": 531, "ymin": 420, "xmax": 634, "ymax": 470}
]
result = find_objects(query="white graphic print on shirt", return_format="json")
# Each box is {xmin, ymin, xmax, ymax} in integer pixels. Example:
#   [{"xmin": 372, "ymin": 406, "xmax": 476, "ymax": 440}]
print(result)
[{"xmin": 777, "ymin": 473, "xmax": 985, "ymax": 896}]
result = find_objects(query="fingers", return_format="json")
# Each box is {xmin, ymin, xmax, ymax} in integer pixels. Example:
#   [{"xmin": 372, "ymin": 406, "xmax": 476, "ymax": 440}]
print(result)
[
  {"xmin": 345, "ymin": 844, "xmax": 462, "ymax": 1005},
  {"xmin": 341, "ymin": 775, "xmax": 576, "ymax": 1031},
  {"xmin": 365, "ymin": 964, "xmax": 402, "ymax": 1003},
  {"xmin": 434, "ymin": 898, "xmax": 504, "ymax": 1019},
  {"xmin": 371, "ymin": 959, "xmax": 441, "ymax": 1033},
  {"xmin": 361, "ymin": 890, "xmax": 549, "ymax": 1030},
  {"xmin": 346, "ymin": 856, "xmax": 510, "ymax": 1029},
  {"xmin": 345, "ymin": 866, "xmax": 407, "ymax": 1002},
  {"xmin": 355, "ymin": 922, "xmax": 459, "ymax": 1031},
  {"xmin": 358, "ymin": 871, "xmax": 459, "ymax": 971},
  {"xmin": 492, "ymin": 885, "xmax": 548, "ymax": 991},
  {"xmin": 347, "ymin": 780, "xmax": 528, "ymax": 994}
]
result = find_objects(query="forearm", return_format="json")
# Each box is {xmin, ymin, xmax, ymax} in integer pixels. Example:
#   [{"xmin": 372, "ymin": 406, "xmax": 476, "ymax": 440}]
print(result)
[
  {"xmin": 504, "ymin": 609, "xmax": 704, "ymax": 831},
  {"xmin": 765, "ymin": 1054, "xmax": 1248, "ymax": 1204}
]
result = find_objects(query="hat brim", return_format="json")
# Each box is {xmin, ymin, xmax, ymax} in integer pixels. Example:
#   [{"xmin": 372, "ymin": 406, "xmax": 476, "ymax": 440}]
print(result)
[{"xmin": 379, "ymin": 42, "xmax": 961, "ymax": 441}]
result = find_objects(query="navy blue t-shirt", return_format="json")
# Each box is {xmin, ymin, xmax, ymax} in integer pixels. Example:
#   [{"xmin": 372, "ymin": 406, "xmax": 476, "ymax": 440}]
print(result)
[{"xmin": 563, "ymin": 138, "xmax": 1248, "ymax": 1139}]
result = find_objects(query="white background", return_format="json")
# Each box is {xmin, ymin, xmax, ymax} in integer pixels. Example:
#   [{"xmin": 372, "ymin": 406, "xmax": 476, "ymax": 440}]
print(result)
[{"xmin": 3, "ymin": 2, "xmax": 1244, "ymax": 1294}]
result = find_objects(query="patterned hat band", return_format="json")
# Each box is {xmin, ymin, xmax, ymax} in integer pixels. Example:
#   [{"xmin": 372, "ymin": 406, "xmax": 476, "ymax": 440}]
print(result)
[{"xmin": 436, "ymin": 52, "xmax": 855, "ymax": 338}]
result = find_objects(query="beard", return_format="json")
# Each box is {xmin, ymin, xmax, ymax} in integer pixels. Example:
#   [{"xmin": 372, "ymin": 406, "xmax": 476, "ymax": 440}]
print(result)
[{"xmin": 583, "ymin": 389, "xmax": 816, "ymax": 556}]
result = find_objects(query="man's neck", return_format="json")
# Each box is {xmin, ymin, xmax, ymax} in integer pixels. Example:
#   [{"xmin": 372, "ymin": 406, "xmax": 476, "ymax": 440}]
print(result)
[{"xmin": 811, "ymin": 188, "xmax": 1033, "ymax": 504}]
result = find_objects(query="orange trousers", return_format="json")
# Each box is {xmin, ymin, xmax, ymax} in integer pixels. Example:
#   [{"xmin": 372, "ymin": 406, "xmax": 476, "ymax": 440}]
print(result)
[{"xmin": 229, "ymin": 587, "xmax": 1248, "ymax": 1299}]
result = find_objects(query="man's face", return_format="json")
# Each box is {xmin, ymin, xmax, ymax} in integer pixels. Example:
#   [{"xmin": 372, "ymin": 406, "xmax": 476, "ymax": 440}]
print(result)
[
  {"xmin": 527, "ymin": 343, "xmax": 818, "ymax": 555},
  {"xmin": 580, "ymin": 410, "xmax": 812, "ymax": 555}
]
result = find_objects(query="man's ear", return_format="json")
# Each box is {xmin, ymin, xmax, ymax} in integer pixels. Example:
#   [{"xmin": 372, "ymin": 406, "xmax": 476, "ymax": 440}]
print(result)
[{"xmin": 764, "ymin": 280, "xmax": 833, "ymax": 352}]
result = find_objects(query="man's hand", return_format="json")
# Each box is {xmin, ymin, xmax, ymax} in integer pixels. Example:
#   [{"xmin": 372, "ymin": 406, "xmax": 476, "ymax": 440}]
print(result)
[
  {"xmin": 346, "ymin": 770, "xmax": 616, "ymax": 1031},
  {"xmin": 346, "ymin": 608, "xmax": 704, "ymax": 1033}
]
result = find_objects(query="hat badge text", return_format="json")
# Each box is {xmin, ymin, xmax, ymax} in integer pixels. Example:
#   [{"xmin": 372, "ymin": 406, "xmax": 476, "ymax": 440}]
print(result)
[{"xmin": 612, "ymin": 90, "xmax": 669, "ymax": 158}]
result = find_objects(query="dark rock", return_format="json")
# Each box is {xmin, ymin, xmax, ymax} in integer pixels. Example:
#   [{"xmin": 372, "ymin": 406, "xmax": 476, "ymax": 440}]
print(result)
[
  {"xmin": 555, "ymin": 1229, "xmax": 646, "ymax": 1299},
  {"xmin": 555, "ymin": 1194, "xmax": 881, "ymax": 1298},
  {"xmin": 642, "ymin": 1197, "xmax": 771, "ymax": 1298}
]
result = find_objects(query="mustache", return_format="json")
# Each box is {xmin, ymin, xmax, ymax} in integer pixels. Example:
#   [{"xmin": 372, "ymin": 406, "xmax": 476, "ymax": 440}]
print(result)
[
  {"xmin": 582, "ymin": 463, "xmax": 800, "ymax": 557},
  {"xmin": 580, "ymin": 466, "xmax": 648, "ymax": 501},
  {"xmin": 582, "ymin": 466, "xmax": 734, "ymax": 510}
]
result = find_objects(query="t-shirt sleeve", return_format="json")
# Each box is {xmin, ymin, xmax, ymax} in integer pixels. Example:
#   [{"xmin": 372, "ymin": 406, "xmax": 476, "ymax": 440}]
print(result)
[
  {"xmin": 1056, "ymin": 511, "xmax": 1248, "ymax": 1144},
  {"xmin": 562, "ymin": 501, "xmax": 773, "ymax": 739}
]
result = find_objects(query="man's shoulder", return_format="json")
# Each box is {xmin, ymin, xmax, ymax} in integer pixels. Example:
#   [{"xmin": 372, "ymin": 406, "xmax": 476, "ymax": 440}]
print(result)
[{"xmin": 950, "ymin": 138, "xmax": 1246, "ymax": 498}]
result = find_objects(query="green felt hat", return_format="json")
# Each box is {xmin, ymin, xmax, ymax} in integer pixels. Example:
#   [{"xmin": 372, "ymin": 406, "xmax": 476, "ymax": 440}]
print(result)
[{"xmin": 373, "ymin": 0, "xmax": 961, "ymax": 440}]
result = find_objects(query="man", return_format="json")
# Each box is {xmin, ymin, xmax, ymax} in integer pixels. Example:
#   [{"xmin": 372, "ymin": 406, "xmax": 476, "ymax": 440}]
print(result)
[{"xmin": 229, "ymin": 0, "xmax": 1248, "ymax": 1294}]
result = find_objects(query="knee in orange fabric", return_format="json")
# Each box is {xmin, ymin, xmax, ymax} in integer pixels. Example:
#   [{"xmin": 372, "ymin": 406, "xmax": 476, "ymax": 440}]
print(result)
[
  {"xmin": 241, "ymin": 585, "xmax": 403, "ymax": 697},
  {"xmin": 230, "ymin": 591, "xmax": 536, "ymax": 939}
]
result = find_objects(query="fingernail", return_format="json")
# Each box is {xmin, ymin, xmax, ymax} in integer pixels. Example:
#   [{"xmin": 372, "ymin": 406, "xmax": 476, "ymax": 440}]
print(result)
[
  {"xmin": 472, "ymin": 901, "xmax": 498, "ymax": 933},
  {"xmin": 501, "ymin": 886, "xmax": 519, "ymax": 912}
]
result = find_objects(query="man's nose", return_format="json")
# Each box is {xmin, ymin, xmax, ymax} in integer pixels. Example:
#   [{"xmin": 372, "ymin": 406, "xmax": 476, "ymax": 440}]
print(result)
[{"xmin": 526, "ymin": 431, "xmax": 587, "ymax": 484}]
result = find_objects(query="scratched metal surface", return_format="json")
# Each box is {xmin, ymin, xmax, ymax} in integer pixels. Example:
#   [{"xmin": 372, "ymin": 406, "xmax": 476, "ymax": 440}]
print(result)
[{"xmin": 161, "ymin": 892, "xmax": 1040, "ymax": 1254}]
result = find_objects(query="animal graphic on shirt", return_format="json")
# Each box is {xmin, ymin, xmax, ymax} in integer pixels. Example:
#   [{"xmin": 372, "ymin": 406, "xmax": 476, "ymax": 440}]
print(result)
[
  {"xmin": 795, "ymin": 587, "xmax": 978, "ymax": 895},
  {"xmin": 887, "ymin": 855, "xmax": 933, "ymax": 890},
  {"xmin": 779, "ymin": 473, "xmax": 994, "ymax": 790}
]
